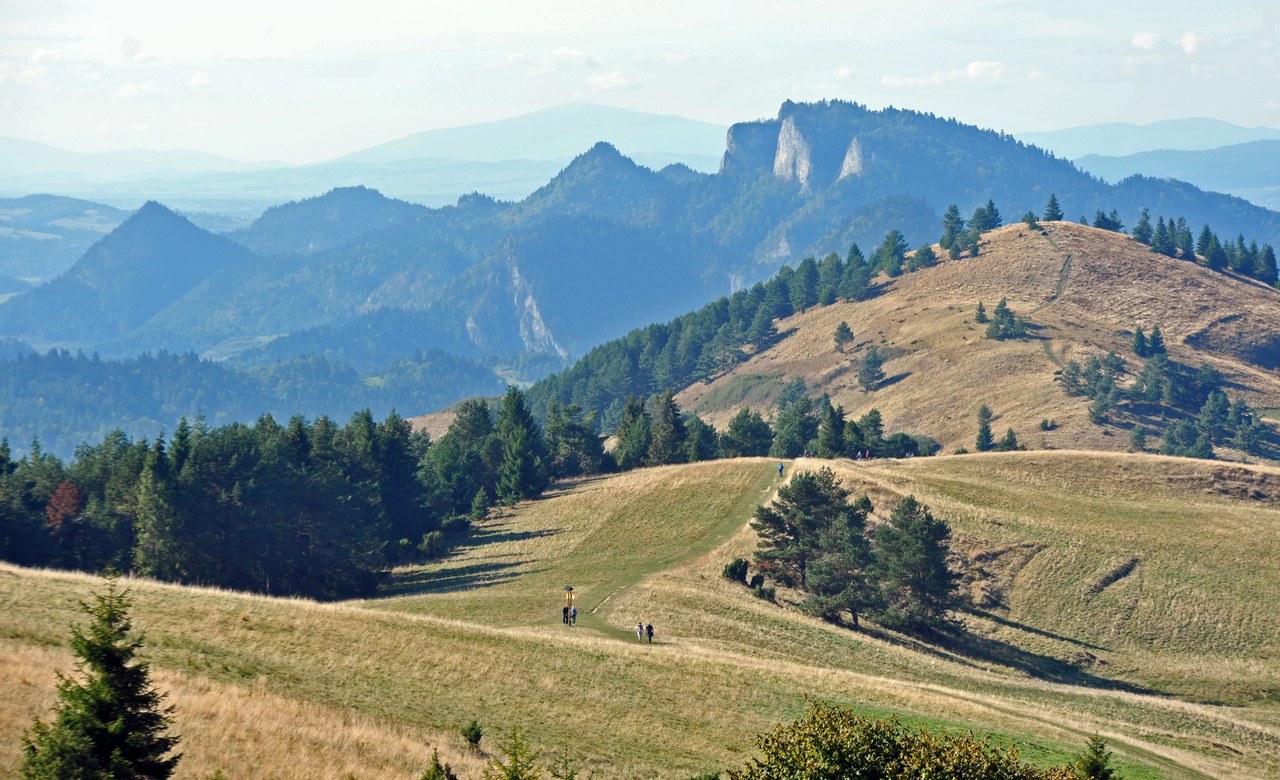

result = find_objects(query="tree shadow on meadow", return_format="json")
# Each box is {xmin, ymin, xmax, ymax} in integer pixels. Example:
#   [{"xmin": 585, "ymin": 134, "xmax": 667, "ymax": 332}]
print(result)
[
  {"xmin": 859, "ymin": 618, "xmax": 1157, "ymax": 696},
  {"xmin": 379, "ymin": 558, "xmax": 542, "ymax": 596}
]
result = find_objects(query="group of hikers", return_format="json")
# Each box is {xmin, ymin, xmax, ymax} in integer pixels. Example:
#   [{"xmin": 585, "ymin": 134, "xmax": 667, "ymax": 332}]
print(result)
[
  {"xmin": 560, "ymin": 607, "xmax": 656, "ymax": 643},
  {"xmin": 636, "ymin": 621, "xmax": 655, "ymax": 643}
]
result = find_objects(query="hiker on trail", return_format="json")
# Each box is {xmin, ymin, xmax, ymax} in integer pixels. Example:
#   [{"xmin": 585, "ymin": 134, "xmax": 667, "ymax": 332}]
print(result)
[
  {"xmin": 563, "ymin": 606, "xmax": 570, "ymax": 625},
  {"xmin": 570, "ymin": 606, "xmax": 577, "ymax": 626},
  {"xmin": 637, "ymin": 622, "xmax": 645, "ymax": 641},
  {"xmin": 646, "ymin": 623, "xmax": 654, "ymax": 644},
  {"xmin": 778, "ymin": 462, "xmax": 784, "ymax": 478}
]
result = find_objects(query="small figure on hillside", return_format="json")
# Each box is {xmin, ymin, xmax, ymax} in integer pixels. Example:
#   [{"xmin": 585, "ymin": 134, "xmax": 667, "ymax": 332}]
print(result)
[
  {"xmin": 570, "ymin": 606, "xmax": 577, "ymax": 626},
  {"xmin": 778, "ymin": 462, "xmax": 784, "ymax": 478},
  {"xmin": 562, "ymin": 605, "xmax": 569, "ymax": 625},
  {"xmin": 646, "ymin": 623, "xmax": 654, "ymax": 644},
  {"xmin": 636, "ymin": 621, "xmax": 645, "ymax": 641}
]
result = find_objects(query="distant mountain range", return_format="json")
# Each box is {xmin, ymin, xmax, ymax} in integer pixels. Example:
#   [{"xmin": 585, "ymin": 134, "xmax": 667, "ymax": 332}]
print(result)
[
  {"xmin": 2, "ymin": 99, "xmax": 1280, "ymax": 456},
  {"xmin": 0, "ymin": 104, "xmax": 727, "ymax": 214},
  {"xmin": 1016, "ymin": 117, "xmax": 1280, "ymax": 159},
  {"xmin": 1077, "ymin": 140, "xmax": 1280, "ymax": 212}
]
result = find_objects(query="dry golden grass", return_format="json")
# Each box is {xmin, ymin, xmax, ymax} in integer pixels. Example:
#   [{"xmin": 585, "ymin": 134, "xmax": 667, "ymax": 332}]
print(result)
[
  {"xmin": 3, "ymin": 454, "xmax": 1280, "ymax": 778},
  {"xmin": 681, "ymin": 222, "xmax": 1280, "ymax": 453}
]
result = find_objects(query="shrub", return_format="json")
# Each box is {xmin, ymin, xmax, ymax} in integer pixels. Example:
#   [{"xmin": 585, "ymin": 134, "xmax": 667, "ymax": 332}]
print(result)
[
  {"xmin": 748, "ymin": 573, "xmax": 765, "ymax": 589},
  {"xmin": 723, "ymin": 558, "xmax": 749, "ymax": 583},
  {"xmin": 442, "ymin": 516, "xmax": 472, "ymax": 536},
  {"xmin": 726, "ymin": 703, "xmax": 1075, "ymax": 779},
  {"xmin": 420, "ymin": 531, "xmax": 449, "ymax": 560},
  {"xmin": 421, "ymin": 748, "xmax": 460, "ymax": 780},
  {"xmin": 461, "ymin": 719, "xmax": 484, "ymax": 750}
]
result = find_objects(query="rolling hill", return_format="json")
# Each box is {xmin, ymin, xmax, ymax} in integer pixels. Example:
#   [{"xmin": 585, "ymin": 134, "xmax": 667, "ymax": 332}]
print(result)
[
  {"xmin": 675, "ymin": 220, "xmax": 1280, "ymax": 454},
  {"xmin": 2, "ymin": 452, "xmax": 1278, "ymax": 778}
]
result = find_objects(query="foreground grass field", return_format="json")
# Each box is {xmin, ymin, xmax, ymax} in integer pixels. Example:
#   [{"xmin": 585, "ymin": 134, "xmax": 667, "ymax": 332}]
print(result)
[{"xmin": 2, "ymin": 455, "xmax": 1279, "ymax": 778}]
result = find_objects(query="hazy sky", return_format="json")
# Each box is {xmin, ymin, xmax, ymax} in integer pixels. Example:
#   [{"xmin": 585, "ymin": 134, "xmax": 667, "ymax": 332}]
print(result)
[{"xmin": 2, "ymin": 0, "xmax": 1277, "ymax": 163}]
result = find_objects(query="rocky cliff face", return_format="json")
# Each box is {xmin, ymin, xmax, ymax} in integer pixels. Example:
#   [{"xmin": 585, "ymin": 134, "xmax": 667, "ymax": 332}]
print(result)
[{"xmin": 721, "ymin": 99, "xmax": 871, "ymax": 191}]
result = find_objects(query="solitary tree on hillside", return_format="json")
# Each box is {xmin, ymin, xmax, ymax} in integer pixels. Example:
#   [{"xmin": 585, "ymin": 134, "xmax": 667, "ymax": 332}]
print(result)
[
  {"xmin": 833, "ymin": 321, "xmax": 854, "ymax": 353},
  {"xmin": 858, "ymin": 346, "xmax": 886, "ymax": 392},
  {"xmin": 1043, "ymin": 193, "xmax": 1064, "ymax": 222},
  {"xmin": 22, "ymin": 577, "xmax": 181, "ymax": 779},
  {"xmin": 1074, "ymin": 735, "xmax": 1119, "ymax": 780},
  {"xmin": 975, "ymin": 405, "xmax": 995, "ymax": 452}
]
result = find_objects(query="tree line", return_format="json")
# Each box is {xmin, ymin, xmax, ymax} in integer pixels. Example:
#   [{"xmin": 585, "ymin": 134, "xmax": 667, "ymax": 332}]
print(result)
[{"xmin": 0, "ymin": 387, "xmax": 549, "ymax": 600}]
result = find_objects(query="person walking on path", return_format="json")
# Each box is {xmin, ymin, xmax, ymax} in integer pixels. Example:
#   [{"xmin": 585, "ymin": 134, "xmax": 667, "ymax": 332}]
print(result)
[
  {"xmin": 636, "ymin": 621, "xmax": 645, "ymax": 641},
  {"xmin": 570, "ymin": 606, "xmax": 577, "ymax": 626},
  {"xmin": 778, "ymin": 462, "xmax": 784, "ymax": 479},
  {"xmin": 562, "ymin": 606, "xmax": 569, "ymax": 625},
  {"xmin": 645, "ymin": 623, "xmax": 654, "ymax": 644}
]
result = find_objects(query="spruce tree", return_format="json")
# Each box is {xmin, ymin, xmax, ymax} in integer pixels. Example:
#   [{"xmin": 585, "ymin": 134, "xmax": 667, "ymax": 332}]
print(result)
[
  {"xmin": 858, "ymin": 346, "xmax": 885, "ymax": 391},
  {"xmin": 1074, "ymin": 734, "xmax": 1119, "ymax": 780},
  {"xmin": 611, "ymin": 396, "xmax": 651, "ymax": 471},
  {"xmin": 133, "ymin": 436, "xmax": 183, "ymax": 581},
  {"xmin": 1042, "ymin": 193, "xmax": 1064, "ymax": 222},
  {"xmin": 975, "ymin": 301, "xmax": 988, "ymax": 323},
  {"xmin": 22, "ymin": 577, "xmax": 181, "ymax": 779},
  {"xmin": 833, "ymin": 321, "xmax": 854, "ymax": 352},
  {"xmin": 975, "ymin": 405, "xmax": 995, "ymax": 452},
  {"xmin": 720, "ymin": 407, "xmax": 774, "ymax": 458},
  {"xmin": 940, "ymin": 204, "xmax": 965, "ymax": 249},
  {"xmin": 998, "ymin": 427, "xmax": 1020, "ymax": 451},
  {"xmin": 873, "ymin": 496, "xmax": 961, "ymax": 632},
  {"xmin": 1131, "ymin": 208, "xmax": 1153, "ymax": 245},
  {"xmin": 1131, "ymin": 326, "xmax": 1147, "ymax": 357},
  {"xmin": 815, "ymin": 404, "xmax": 846, "ymax": 459},
  {"xmin": 495, "ymin": 386, "xmax": 549, "ymax": 504},
  {"xmin": 646, "ymin": 389, "xmax": 688, "ymax": 466}
]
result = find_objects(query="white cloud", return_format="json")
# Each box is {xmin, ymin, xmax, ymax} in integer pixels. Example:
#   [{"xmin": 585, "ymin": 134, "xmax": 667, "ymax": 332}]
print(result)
[
  {"xmin": 836, "ymin": 65, "xmax": 854, "ymax": 79},
  {"xmin": 30, "ymin": 47, "xmax": 61, "ymax": 65},
  {"xmin": 657, "ymin": 52, "xmax": 689, "ymax": 65},
  {"xmin": 1131, "ymin": 32, "xmax": 1159, "ymax": 50},
  {"xmin": 587, "ymin": 69, "xmax": 632, "ymax": 91},
  {"xmin": 188, "ymin": 71, "xmax": 210, "ymax": 88},
  {"xmin": 1180, "ymin": 32, "xmax": 1200, "ymax": 55},
  {"xmin": 1027, "ymin": 69, "xmax": 1051, "ymax": 82},
  {"xmin": 0, "ymin": 63, "xmax": 10, "ymax": 83},
  {"xmin": 549, "ymin": 47, "xmax": 593, "ymax": 66},
  {"xmin": 881, "ymin": 60, "xmax": 1004, "ymax": 88},
  {"xmin": 111, "ymin": 80, "xmax": 158, "ymax": 99}
]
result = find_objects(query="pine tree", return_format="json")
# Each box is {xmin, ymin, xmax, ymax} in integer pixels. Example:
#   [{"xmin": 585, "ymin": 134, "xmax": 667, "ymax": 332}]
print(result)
[
  {"xmin": 940, "ymin": 204, "xmax": 966, "ymax": 249},
  {"xmin": 1043, "ymin": 193, "xmax": 1064, "ymax": 222},
  {"xmin": 906, "ymin": 244, "xmax": 937, "ymax": 272},
  {"xmin": 815, "ymin": 404, "xmax": 846, "ymax": 459},
  {"xmin": 1147, "ymin": 326, "xmax": 1166, "ymax": 355},
  {"xmin": 975, "ymin": 405, "xmax": 994, "ymax": 452},
  {"xmin": 833, "ymin": 321, "xmax": 854, "ymax": 352},
  {"xmin": 789, "ymin": 257, "xmax": 820, "ymax": 313},
  {"xmin": 646, "ymin": 389, "xmax": 688, "ymax": 466},
  {"xmin": 858, "ymin": 346, "xmax": 885, "ymax": 391},
  {"xmin": 873, "ymin": 496, "xmax": 961, "ymax": 632},
  {"xmin": 720, "ymin": 407, "xmax": 774, "ymax": 458},
  {"xmin": 611, "ymin": 396, "xmax": 651, "ymax": 470},
  {"xmin": 975, "ymin": 301, "xmax": 988, "ymax": 323},
  {"xmin": 1074, "ymin": 735, "xmax": 1119, "ymax": 780},
  {"xmin": 133, "ymin": 436, "xmax": 184, "ymax": 581},
  {"xmin": 483, "ymin": 728, "xmax": 542, "ymax": 780},
  {"xmin": 22, "ymin": 577, "xmax": 181, "ymax": 779},
  {"xmin": 1132, "ymin": 326, "xmax": 1147, "ymax": 357},
  {"xmin": 752, "ymin": 467, "xmax": 849, "ymax": 589},
  {"xmin": 495, "ymin": 386, "xmax": 549, "ymax": 504},
  {"xmin": 998, "ymin": 428, "xmax": 1020, "ymax": 451},
  {"xmin": 1257, "ymin": 244, "xmax": 1278, "ymax": 286},
  {"xmin": 1131, "ymin": 208, "xmax": 1153, "ymax": 245},
  {"xmin": 873, "ymin": 230, "xmax": 908, "ymax": 277}
]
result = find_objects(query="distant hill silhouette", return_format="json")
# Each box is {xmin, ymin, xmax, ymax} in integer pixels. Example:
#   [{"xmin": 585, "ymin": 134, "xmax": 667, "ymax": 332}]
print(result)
[{"xmin": 1078, "ymin": 140, "xmax": 1280, "ymax": 212}]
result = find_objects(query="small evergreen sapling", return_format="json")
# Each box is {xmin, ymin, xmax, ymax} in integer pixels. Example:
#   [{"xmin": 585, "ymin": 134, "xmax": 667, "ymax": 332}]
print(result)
[
  {"xmin": 833, "ymin": 321, "xmax": 854, "ymax": 353},
  {"xmin": 21, "ymin": 576, "xmax": 181, "ymax": 780}
]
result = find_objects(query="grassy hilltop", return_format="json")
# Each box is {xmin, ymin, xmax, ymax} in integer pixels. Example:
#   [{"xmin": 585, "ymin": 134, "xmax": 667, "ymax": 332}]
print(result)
[
  {"xmin": 679, "ymin": 221, "xmax": 1280, "ymax": 453},
  {"xmin": 3, "ymin": 453, "xmax": 1280, "ymax": 778}
]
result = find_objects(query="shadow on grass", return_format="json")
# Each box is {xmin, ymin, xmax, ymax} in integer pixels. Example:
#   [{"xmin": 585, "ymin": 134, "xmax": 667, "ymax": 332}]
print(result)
[
  {"xmin": 971, "ymin": 609, "xmax": 1109, "ymax": 652},
  {"xmin": 465, "ymin": 526, "xmax": 560, "ymax": 546},
  {"xmin": 379, "ymin": 559, "xmax": 538, "ymax": 596},
  {"xmin": 859, "ymin": 621, "xmax": 1156, "ymax": 696}
]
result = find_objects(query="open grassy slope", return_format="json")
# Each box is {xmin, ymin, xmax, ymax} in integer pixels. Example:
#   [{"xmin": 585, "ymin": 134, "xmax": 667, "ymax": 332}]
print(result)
[
  {"xmin": 679, "ymin": 221, "xmax": 1280, "ymax": 453},
  {"xmin": 3, "ymin": 454, "xmax": 1280, "ymax": 778}
]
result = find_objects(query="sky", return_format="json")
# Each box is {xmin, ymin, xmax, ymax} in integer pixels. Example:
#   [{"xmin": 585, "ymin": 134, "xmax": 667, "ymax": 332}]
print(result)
[{"xmin": 2, "ymin": 0, "xmax": 1278, "ymax": 164}]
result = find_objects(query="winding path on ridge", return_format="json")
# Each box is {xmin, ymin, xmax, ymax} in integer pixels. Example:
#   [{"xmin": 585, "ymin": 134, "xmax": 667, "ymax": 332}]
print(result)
[{"xmin": 1032, "ymin": 228, "xmax": 1074, "ymax": 369}]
